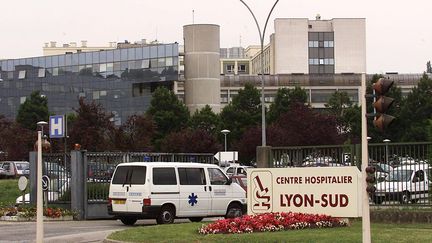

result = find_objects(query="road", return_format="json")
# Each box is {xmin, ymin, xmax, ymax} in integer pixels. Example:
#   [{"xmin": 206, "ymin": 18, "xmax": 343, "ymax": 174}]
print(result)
[{"xmin": 0, "ymin": 219, "xmax": 160, "ymax": 243}]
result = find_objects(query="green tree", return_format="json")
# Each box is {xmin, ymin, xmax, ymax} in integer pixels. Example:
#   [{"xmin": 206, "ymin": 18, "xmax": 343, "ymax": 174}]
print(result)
[
  {"xmin": 325, "ymin": 90, "xmax": 353, "ymax": 117},
  {"xmin": 398, "ymin": 73, "xmax": 432, "ymax": 141},
  {"xmin": 146, "ymin": 86, "xmax": 190, "ymax": 142},
  {"xmin": 188, "ymin": 105, "xmax": 221, "ymax": 135},
  {"xmin": 68, "ymin": 98, "xmax": 114, "ymax": 151},
  {"xmin": 220, "ymin": 83, "xmax": 261, "ymax": 144},
  {"xmin": 16, "ymin": 91, "xmax": 49, "ymax": 130},
  {"xmin": 267, "ymin": 86, "xmax": 308, "ymax": 123}
]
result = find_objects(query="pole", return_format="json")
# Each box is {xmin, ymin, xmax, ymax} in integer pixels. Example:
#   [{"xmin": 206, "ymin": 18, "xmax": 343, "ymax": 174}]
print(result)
[
  {"xmin": 239, "ymin": 0, "xmax": 279, "ymax": 147},
  {"xmin": 361, "ymin": 73, "xmax": 371, "ymax": 243},
  {"xmin": 224, "ymin": 134, "xmax": 227, "ymax": 151},
  {"xmin": 36, "ymin": 131, "xmax": 44, "ymax": 243}
]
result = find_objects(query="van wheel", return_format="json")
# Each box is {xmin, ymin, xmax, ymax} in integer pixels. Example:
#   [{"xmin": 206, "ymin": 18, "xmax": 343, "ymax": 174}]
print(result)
[
  {"xmin": 225, "ymin": 203, "xmax": 243, "ymax": 219},
  {"xmin": 373, "ymin": 196, "xmax": 383, "ymax": 205},
  {"xmin": 411, "ymin": 199, "xmax": 419, "ymax": 204},
  {"xmin": 189, "ymin": 217, "xmax": 203, "ymax": 222},
  {"xmin": 157, "ymin": 205, "xmax": 175, "ymax": 224},
  {"xmin": 120, "ymin": 217, "xmax": 137, "ymax": 226},
  {"xmin": 400, "ymin": 191, "xmax": 410, "ymax": 204}
]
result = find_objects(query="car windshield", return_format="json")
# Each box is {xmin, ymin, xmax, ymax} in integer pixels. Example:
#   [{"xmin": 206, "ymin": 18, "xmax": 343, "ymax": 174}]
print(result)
[
  {"xmin": 16, "ymin": 163, "xmax": 29, "ymax": 170},
  {"xmin": 378, "ymin": 163, "xmax": 392, "ymax": 173},
  {"xmin": 388, "ymin": 170, "xmax": 412, "ymax": 182}
]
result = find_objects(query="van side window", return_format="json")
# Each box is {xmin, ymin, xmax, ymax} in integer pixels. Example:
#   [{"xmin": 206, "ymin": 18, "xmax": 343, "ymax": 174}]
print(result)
[
  {"xmin": 153, "ymin": 168, "xmax": 177, "ymax": 185},
  {"xmin": 208, "ymin": 168, "xmax": 228, "ymax": 185},
  {"xmin": 178, "ymin": 168, "xmax": 206, "ymax": 185},
  {"xmin": 112, "ymin": 166, "xmax": 146, "ymax": 185},
  {"xmin": 413, "ymin": 170, "xmax": 425, "ymax": 182}
]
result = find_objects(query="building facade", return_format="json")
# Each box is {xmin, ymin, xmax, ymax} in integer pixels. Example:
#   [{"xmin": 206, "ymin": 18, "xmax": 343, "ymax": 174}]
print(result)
[{"xmin": 0, "ymin": 44, "xmax": 179, "ymax": 124}]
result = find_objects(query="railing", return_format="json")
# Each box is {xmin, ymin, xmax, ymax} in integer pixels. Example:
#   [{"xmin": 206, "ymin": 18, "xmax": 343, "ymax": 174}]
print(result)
[
  {"xmin": 42, "ymin": 153, "xmax": 71, "ymax": 203},
  {"xmin": 270, "ymin": 142, "xmax": 432, "ymax": 207}
]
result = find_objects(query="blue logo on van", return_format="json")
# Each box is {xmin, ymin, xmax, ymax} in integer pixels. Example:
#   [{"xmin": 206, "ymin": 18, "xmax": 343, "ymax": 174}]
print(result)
[{"xmin": 188, "ymin": 193, "xmax": 198, "ymax": 206}]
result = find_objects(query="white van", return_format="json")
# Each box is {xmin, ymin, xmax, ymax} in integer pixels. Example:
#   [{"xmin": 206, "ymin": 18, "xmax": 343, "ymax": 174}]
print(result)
[
  {"xmin": 108, "ymin": 162, "xmax": 247, "ymax": 225},
  {"xmin": 373, "ymin": 163, "xmax": 429, "ymax": 204}
]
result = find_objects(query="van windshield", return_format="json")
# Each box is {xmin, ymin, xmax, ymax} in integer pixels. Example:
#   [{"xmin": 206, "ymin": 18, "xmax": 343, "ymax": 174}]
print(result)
[
  {"xmin": 112, "ymin": 166, "xmax": 146, "ymax": 185},
  {"xmin": 388, "ymin": 170, "xmax": 412, "ymax": 182}
]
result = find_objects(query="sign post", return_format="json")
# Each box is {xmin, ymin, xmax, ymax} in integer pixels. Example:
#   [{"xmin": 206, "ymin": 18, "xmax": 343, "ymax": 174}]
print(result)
[{"xmin": 36, "ymin": 131, "xmax": 43, "ymax": 243}]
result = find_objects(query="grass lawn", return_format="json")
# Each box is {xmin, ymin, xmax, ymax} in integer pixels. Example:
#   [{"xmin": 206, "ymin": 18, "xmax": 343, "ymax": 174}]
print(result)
[
  {"xmin": 108, "ymin": 220, "xmax": 432, "ymax": 243},
  {"xmin": 0, "ymin": 179, "xmax": 24, "ymax": 205}
]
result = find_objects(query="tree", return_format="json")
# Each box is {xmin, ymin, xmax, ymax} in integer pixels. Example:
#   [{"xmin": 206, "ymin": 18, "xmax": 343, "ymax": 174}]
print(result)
[
  {"xmin": 268, "ymin": 86, "xmax": 308, "ymax": 123},
  {"xmin": 16, "ymin": 91, "xmax": 49, "ymax": 130},
  {"xmin": 146, "ymin": 87, "xmax": 189, "ymax": 142},
  {"xmin": 188, "ymin": 105, "xmax": 221, "ymax": 136},
  {"xmin": 427, "ymin": 61, "xmax": 432, "ymax": 73},
  {"xmin": 398, "ymin": 73, "xmax": 432, "ymax": 141},
  {"xmin": 220, "ymin": 83, "xmax": 261, "ymax": 144},
  {"xmin": 68, "ymin": 98, "xmax": 114, "ymax": 151},
  {"xmin": 160, "ymin": 128, "xmax": 221, "ymax": 153},
  {"xmin": 0, "ymin": 116, "xmax": 34, "ymax": 160},
  {"xmin": 325, "ymin": 90, "xmax": 353, "ymax": 117},
  {"xmin": 114, "ymin": 114, "xmax": 156, "ymax": 151}
]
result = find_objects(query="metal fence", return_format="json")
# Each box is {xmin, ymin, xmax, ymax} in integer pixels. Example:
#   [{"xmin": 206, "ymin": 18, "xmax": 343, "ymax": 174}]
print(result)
[
  {"xmin": 85, "ymin": 152, "xmax": 215, "ymax": 202},
  {"xmin": 270, "ymin": 142, "xmax": 432, "ymax": 207},
  {"xmin": 42, "ymin": 153, "xmax": 71, "ymax": 203}
]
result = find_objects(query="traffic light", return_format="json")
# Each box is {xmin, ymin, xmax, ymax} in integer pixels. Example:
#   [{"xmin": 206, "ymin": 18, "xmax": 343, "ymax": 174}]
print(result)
[
  {"xmin": 365, "ymin": 165, "xmax": 376, "ymax": 194},
  {"xmin": 372, "ymin": 78, "xmax": 395, "ymax": 131}
]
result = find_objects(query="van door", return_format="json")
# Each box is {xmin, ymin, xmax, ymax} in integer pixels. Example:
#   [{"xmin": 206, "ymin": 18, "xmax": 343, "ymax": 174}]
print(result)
[
  {"xmin": 151, "ymin": 167, "xmax": 179, "ymax": 210},
  {"xmin": 411, "ymin": 169, "xmax": 428, "ymax": 200},
  {"xmin": 207, "ymin": 167, "xmax": 232, "ymax": 215},
  {"xmin": 177, "ymin": 167, "xmax": 211, "ymax": 217},
  {"xmin": 126, "ymin": 166, "xmax": 147, "ymax": 213},
  {"xmin": 110, "ymin": 165, "xmax": 147, "ymax": 213}
]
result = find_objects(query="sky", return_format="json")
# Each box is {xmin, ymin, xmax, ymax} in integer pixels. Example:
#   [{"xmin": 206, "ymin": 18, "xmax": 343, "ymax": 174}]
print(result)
[{"xmin": 0, "ymin": 0, "xmax": 431, "ymax": 74}]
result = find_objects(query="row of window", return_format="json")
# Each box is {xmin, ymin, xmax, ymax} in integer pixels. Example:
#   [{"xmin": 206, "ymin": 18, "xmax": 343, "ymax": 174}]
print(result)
[
  {"xmin": 111, "ymin": 166, "xmax": 228, "ymax": 186},
  {"xmin": 308, "ymin": 40, "xmax": 334, "ymax": 48},
  {"xmin": 0, "ymin": 45, "xmax": 179, "ymax": 71},
  {"xmin": 226, "ymin": 64, "xmax": 247, "ymax": 73},
  {"xmin": 1, "ymin": 57, "xmax": 178, "ymax": 80},
  {"xmin": 309, "ymin": 58, "xmax": 335, "ymax": 65}
]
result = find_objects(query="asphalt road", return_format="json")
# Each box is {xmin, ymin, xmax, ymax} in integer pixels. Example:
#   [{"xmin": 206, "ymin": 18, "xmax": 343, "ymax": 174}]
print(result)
[{"xmin": 0, "ymin": 219, "xmax": 160, "ymax": 243}]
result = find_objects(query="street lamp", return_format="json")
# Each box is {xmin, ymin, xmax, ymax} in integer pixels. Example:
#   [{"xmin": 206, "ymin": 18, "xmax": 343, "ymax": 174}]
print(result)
[
  {"xmin": 221, "ymin": 129, "xmax": 230, "ymax": 151},
  {"xmin": 239, "ymin": 0, "xmax": 279, "ymax": 146},
  {"xmin": 35, "ymin": 120, "xmax": 47, "ymax": 242},
  {"xmin": 383, "ymin": 139, "xmax": 391, "ymax": 164}
]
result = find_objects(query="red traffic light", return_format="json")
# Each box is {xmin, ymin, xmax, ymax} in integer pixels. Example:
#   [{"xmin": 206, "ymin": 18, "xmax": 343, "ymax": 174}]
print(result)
[
  {"xmin": 366, "ymin": 185, "xmax": 376, "ymax": 193},
  {"xmin": 373, "ymin": 96, "xmax": 394, "ymax": 113},
  {"xmin": 365, "ymin": 166, "xmax": 376, "ymax": 174},
  {"xmin": 373, "ymin": 78, "xmax": 394, "ymax": 95},
  {"xmin": 373, "ymin": 114, "xmax": 395, "ymax": 132}
]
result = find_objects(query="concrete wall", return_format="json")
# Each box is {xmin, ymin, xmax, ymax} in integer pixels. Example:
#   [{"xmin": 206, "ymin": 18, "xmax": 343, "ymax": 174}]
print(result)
[
  {"xmin": 273, "ymin": 18, "xmax": 309, "ymax": 74},
  {"xmin": 333, "ymin": 19, "xmax": 366, "ymax": 73},
  {"xmin": 183, "ymin": 24, "xmax": 221, "ymax": 113}
]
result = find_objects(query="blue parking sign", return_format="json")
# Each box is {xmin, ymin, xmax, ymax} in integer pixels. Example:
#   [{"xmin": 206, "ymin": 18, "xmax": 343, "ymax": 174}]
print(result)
[{"xmin": 49, "ymin": 115, "xmax": 65, "ymax": 138}]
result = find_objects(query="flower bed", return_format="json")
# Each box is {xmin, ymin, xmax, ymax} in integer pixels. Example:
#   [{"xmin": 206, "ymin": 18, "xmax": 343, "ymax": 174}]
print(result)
[
  {"xmin": 0, "ymin": 206, "xmax": 76, "ymax": 221},
  {"xmin": 199, "ymin": 212, "xmax": 347, "ymax": 234}
]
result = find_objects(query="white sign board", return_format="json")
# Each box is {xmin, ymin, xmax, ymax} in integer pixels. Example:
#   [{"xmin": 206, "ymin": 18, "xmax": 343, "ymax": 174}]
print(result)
[
  {"xmin": 49, "ymin": 115, "xmax": 65, "ymax": 138},
  {"xmin": 214, "ymin": 151, "xmax": 238, "ymax": 162},
  {"xmin": 247, "ymin": 167, "xmax": 362, "ymax": 217}
]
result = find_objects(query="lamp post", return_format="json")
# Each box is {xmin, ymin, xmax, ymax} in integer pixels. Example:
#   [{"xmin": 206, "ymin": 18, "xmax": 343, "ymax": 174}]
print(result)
[
  {"xmin": 221, "ymin": 129, "xmax": 230, "ymax": 151},
  {"xmin": 35, "ymin": 121, "xmax": 47, "ymax": 243},
  {"xmin": 239, "ymin": 0, "xmax": 279, "ymax": 146},
  {"xmin": 383, "ymin": 139, "xmax": 391, "ymax": 164}
]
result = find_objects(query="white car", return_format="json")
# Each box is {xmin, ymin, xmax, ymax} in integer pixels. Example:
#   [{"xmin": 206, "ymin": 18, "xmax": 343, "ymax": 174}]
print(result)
[
  {"xmin": 224, "ymin": 165, "xmax": 252, "ymax": 177},
  {"xmin": 0, "ymin": 161, "xmax": 29, "ymax": 178},
  {"xmin": 373, "ymin": 163, "xmax": 429, "ymax": 204}
]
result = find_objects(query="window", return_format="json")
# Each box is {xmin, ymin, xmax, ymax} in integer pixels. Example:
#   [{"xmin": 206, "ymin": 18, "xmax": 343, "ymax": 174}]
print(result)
[
  {"xmin": 226, "ymin": 167, "xmax": 234, "ymax": 175},
  {"xmin": 53, "ymin": 68, "xmax": 59, "ymax": 76},
  {"xmin": 226, "ymin": 64, "xmax": 234, "ymax": 73},
  {"xmin": 324, "ymin": 41, "xmax": 334, "ymax": 48},
  {"xmin": 308, "ymin": 41, "xmax": 318, "ymax": 48},
  {"xmin": 112, "ymin": 166, "xmax": 147, "ymax": 185},
  {"xmin": 38, "ymin": 68, "xmax": 46, "ymax": 78},
  {"xmin": 178, "ymin": 168, "xmax": 206, "ymax": 185},
  {"xmin": 208, "ymin": 168, "xmax": 228, "ymax": 185},
  {"xmin": 20, "ymin": 97, "xmax": 26, "ymax": 104},
  {"xmin": 153, "ymin": 168, "xmax": 177, "ymax": 185},
  {"xmin": 238, "ymin": 64, "xmax": 246, "ymax": 73},
  {"xmin": 18, "ymin": 70, "xmax": 26, "ymax": 79}
]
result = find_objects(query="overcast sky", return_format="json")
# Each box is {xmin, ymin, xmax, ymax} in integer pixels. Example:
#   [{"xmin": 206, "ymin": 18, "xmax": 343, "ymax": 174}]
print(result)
[{"xmin": 0, "ymin": 0, "xmax": 431, "ymax": 74}]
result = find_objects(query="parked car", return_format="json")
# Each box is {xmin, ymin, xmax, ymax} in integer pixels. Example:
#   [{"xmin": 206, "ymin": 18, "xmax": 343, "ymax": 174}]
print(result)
[
  {"xmin": 372, "ymin": 163, "xmax": 429, "ymax": 204},
  {"xmin": 88, "ymin": 162, "xmax": 116, "ymax": 181},
  {"xmin": 224, "ymin": 165, "xmax": 252, "ymax": 177},
  {"xmin": 0, "ymin": 161, "xmax": 29, "ymax": 178},
  {"xmin": 370, "ymin": 163, "xmax": 393, "ymax": 182}
]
